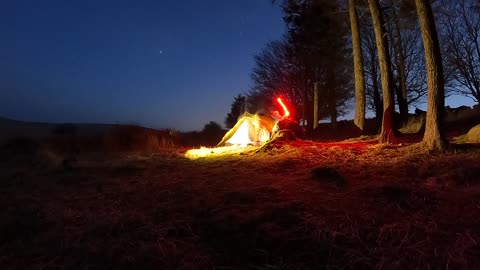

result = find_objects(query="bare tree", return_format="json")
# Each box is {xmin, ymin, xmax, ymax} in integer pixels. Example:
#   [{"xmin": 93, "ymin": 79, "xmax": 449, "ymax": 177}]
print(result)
[
  {"xmin": 441, "ymin": 0, "xmax": 480, "ymax": 104},
  {"xmin": 361, "ymin": 13, "xmax": 383, "ymax": 121},
  {"xmin": 249, "ymin": 40, "xmax": 306, "ymax": 120},
  {"xmin": 386, "ymin": 0, "xmax": 409, "ymax": 124},
  {"xmin": 350, "ymin": 0, "xmax": 366, "ymax": 130},
  {"xmin": 360, "ymin": 0, "xmax": 429, "ymax": 124},
  {"xmin": 400, "ymin": 19, "xmax": 428, "ymax": 106},
  {"xmin": 383, "ymin": 0, "xmax": 434, "ymax": 121},
  {"xmin": 415, "ymin": 0, "xmax": 446, "ymax": 151}
]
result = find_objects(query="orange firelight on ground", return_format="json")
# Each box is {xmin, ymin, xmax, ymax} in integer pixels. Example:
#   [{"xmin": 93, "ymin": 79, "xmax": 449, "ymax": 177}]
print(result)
[{"xmin": 276, "ymin": 97, "xmax": 290, "ymax": 118}]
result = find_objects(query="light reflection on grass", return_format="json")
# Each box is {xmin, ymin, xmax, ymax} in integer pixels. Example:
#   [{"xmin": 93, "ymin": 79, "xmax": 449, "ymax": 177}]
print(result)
[{"xmin": 185, "ymin": 145, "xmax": 257, "ymax": 159}]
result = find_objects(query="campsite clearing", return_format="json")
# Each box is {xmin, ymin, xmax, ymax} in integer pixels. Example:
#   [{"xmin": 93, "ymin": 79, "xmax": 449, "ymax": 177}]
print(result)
[{"xmin": 1, "ymin": 140, "xmax": 480, "ymax": 269}]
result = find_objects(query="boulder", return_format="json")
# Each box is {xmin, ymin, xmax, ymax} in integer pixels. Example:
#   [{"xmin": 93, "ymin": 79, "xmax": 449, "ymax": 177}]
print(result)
[{"xmin": 466, "ymin": 124, "xmax": 480, "ymax": 143}]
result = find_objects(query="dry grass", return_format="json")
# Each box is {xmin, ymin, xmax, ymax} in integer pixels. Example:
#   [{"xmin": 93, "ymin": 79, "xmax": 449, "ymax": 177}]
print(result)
[
  {"xmin": 104, "ymin": 125, "xmax": 176, "ymax": 153},
  {"xmin": 1, "ymin": 139, "xmax": 480, "ymax": 269},
  {"xmin": 399, "ymin": 115, "xmax": 425, "ymax": 134}
]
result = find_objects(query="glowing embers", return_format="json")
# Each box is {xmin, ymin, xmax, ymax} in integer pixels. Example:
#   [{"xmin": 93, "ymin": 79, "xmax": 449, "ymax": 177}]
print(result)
[
  {"xmin": 185, "ymin": 145, "xmax": 255, "ymax": 160},
  {"xmin": 276, "ymin": 97, "xmax": 290, "ymax": 118}
]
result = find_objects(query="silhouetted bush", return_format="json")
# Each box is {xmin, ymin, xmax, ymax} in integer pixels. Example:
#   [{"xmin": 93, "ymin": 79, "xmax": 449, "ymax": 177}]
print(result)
[
  {"xmin": 177, "ymin": 122, "xmax": 227, "ymax": 147},
  {"xmin": 279, "ymin": 119, "xmax": 305, "ymax": 139},
  {"xmin": 0, "ymin": 137, "xmax": 62, "ymax": 168},
  {"xmin": 51, "ymin": 123, "xmax": 77, "ymax": 136},
  {"xmin": 310, "ymin": 119, "xmax": 374, "ymax": 141},
  {"xmin": 177, "ymin": 131, "xmax": 200, "ymax": 147},
  {"xmin": 49, "ymin": 124, "xmax": 79, "ymax": 157},
  {"xmin": 400, "ymin": 114, "xmax": 425, "ymax": 134},
  {"xmin": 200, "ymin": 121, "xmax": 225, "ymax": 146},
  {"xmin": 1, "ymin": 136, "xmax": 40, "ymax": 155},
  {"xmin": 104, "ymin": 125, "xmax": 176, "ymax": 153}
]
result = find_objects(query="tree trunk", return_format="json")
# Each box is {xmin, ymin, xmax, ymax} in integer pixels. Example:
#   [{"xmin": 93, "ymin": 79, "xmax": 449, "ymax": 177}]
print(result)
[
  {"xmin": 313, "ymin": 82, "xmax": 319, "ymax": 129},
  {"xmin": 415, "ymin": 0, "xmax": 446, "ymax": 151},
  {"xmin": 396, "ymin": 42, "xmax": 409, "ymax": 126},
  {"xmin": 370, "ymin": 41, "xmax": 383, "ymax": 122},
  {"xmin": 368, "ymin": 0, "xmax": 396, "ymax": 143},
  {"xmin": 330, "ymin": 95, "xmax": 338, "ymax": 126},
  {"xmin": 303, "ymin": 84, "xmax": 314, "ymax": 131},
  {"xmin": 372, "ymin": 75, "xmax": 383, "ymax": 119},
  {"xmin": 350, "ymin": 0, "xmax": 366, "ymax": 131},
  {"xmin": 327, "ymin": 68, "xmax": 337, "ymax": 127},
  {"xmin": 390, "ymin": 0, "xmax": 409, "ymax": 126}
]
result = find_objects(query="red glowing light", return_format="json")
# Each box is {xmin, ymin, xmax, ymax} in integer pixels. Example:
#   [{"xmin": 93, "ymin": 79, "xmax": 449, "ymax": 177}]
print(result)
[{"xmin": 276, "ymin": 97, "xmax": 290, "ymax": 118}]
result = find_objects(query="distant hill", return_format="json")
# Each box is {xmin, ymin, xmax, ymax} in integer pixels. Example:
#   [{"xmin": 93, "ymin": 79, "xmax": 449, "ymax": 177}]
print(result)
[{"xmin": 0, "ymin": 116, "xmax": 116, "ymax": 142}]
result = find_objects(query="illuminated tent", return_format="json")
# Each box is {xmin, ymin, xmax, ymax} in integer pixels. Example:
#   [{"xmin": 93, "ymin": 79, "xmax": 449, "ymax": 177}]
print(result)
[{"xmin": 217, "ymin": 112, "xmax": 277, "ymax": 147}]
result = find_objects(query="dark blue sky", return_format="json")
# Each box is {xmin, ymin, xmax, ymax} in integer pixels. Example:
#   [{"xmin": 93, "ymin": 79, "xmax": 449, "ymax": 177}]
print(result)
[
  {"xmin": 1, "ymin": 0, "xmax": 474, "ymax": 131},
  {"xmin": 0, "ymin": 0, "xmax": 285, "ymax": 131}
]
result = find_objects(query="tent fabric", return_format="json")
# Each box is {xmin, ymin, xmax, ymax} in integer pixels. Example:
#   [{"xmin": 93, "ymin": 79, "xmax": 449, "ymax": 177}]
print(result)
[{"xmin": 217, "ymin": 112, "xmax": 277, "ymax": 147}]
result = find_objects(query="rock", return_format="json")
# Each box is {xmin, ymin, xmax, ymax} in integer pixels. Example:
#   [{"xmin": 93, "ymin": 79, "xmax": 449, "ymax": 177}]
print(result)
[
  {"xmin": 311, "ymin": 167, "xmax": 345, "ymax": 187},
  {"xmin": 466, "ymin": 124, "xmax": 480, "ymax": 143},
  {"xmin": 271, "ymin": 129, "xmax": 297, "ymax": 142}
]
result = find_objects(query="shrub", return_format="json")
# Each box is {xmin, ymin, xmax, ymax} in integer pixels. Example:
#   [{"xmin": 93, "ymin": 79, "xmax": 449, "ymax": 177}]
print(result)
[
  {"xmin": 178, "ymin": 122, "xmax": 226, "ymax": 147},
  {"xmin": 104, "ymin": 125, "xmax": 176, "ymax": 153},
  {"xmin": 0, "ymin": 137, "xmax": 62, "ymax": 168},
  {"xmin": 400, "ymin": 115, "xmax": 425, "ymax": 134},
  {"xmin": 1, "ymin": 136, "xmax": 40, "ymax": 155}
]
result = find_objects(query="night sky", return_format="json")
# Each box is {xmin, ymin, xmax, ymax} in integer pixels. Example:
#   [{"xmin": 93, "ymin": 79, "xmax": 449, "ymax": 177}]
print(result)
[
  {"xmin": 1, "ymin": 0, "xmax": 284, "ymax": 131},
  {"xmin": 0, "ymin": 0, "xmax": 474, "ymax": 131}
]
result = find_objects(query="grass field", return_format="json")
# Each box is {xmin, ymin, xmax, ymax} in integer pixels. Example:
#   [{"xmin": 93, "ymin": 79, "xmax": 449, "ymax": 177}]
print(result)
[{"xmin": 1, "ymin": 138, "xmax": 480, "ymax": 269}]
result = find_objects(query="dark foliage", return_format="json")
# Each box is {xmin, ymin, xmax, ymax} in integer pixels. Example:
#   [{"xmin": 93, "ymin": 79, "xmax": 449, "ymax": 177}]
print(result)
[
  {"xmin": 104, "ymin": 125, "xmax": 176, "ymax": 153},
  {"xmin": 0, "ymin": 136, "xmax": 40, "ymax": 156},
  {"xmin": 225, "ymin": 94, "xmax": 246, "ymax": 129},
  {"xmin": 249, "ymin": 0, "xmax": 353, "ymax": 130},
  {"xmin": 179, "ymin": 121, "xmax": 226, "ymax": 147}
]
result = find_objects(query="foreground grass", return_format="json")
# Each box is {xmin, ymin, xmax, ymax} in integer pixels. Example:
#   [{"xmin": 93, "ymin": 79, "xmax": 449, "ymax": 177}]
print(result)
[{"xmin": 1, "ymin": 140, "xmax": 480, "ymax": 269}]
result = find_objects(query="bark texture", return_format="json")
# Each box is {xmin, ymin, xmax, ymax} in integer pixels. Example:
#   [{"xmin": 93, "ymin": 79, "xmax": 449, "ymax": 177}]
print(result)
[
  {"xmin": 350, "ymin": 0, "xmax": 366, "ymax": 131},
  {"xmin": 369, "ymin": 43, "xmax": 383, "ymax": 121},
  {"xmin": 313, "ymin": 82, "xmax": 319, "ymax": 130},
  {"xmin": 368, "ymin": 0, "xmax": 396, "ymax": 143},
  {"xmin": 415, "ymin": 0, "xmax": 446, "ymax": 151}
]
